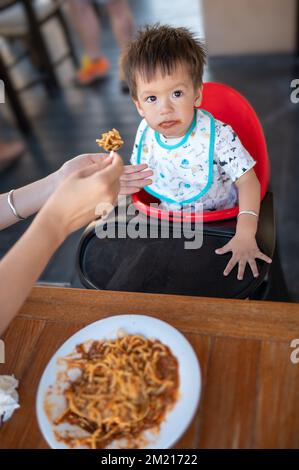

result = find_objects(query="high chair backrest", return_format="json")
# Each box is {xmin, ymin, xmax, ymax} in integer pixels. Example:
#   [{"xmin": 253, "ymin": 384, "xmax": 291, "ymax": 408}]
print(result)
[{"xmin": 199, "ymin": 82, "xmax": 269, "ymax": 199}]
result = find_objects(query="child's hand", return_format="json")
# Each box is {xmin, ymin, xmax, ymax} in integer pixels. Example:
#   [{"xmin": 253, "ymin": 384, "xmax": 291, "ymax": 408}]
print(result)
[
  {"xmin": 119, "ymin": 164, "xmax": 153, "ymax": 195},
  {"xmin": 215, "ymin": 234, "xmax": 272, "ymax": 280}
]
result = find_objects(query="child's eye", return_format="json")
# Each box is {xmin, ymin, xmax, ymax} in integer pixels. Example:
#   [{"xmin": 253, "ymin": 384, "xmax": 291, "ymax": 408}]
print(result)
[
  {"xmin": 173, "ymin": 90, "xmax": 183, "ymax": 98},
  {"xmin": 146, "ymin": 96, "xmax": 157, "ymax": 103}
]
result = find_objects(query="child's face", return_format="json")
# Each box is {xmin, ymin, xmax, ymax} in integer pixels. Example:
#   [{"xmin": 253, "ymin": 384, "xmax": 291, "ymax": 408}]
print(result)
[{"xmin": 134, "ymin": 63, "xmax": 202, "ymax": 138}]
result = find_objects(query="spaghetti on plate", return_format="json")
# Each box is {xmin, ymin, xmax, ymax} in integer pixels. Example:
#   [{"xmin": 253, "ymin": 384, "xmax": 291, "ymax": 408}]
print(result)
[{"xmin": 46, "ymin": 334, "xmax": 179, "ymax": 449}]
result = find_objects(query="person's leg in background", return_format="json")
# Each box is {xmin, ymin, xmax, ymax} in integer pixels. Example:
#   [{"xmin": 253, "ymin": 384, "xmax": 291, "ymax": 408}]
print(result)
[
  {"xmin": 106, "ymin": 0, "xmax": 135, "ymax": 50},
  {"xmin": 67, "ymin": 0, "xmax": 110, "ymax": 85},
  {"xmin": 106, "ymin": 0, "xmax": 135, "ymax": 91}
]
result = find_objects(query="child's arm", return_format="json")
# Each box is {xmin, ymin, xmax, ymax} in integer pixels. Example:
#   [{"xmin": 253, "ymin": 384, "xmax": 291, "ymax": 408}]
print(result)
[{"xmin": 215, "ymin": 169, "xmax": 272, "ymax": 280}]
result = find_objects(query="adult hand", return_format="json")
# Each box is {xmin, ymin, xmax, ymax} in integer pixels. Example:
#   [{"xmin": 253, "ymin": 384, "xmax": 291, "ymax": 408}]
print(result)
[
  {"xmin": 41, "ymin": 152, "xmax": 123, "ymax": 239},
  {"xmin": 54, "ymin": 152, "xmax": 111, "ymax": 188}
]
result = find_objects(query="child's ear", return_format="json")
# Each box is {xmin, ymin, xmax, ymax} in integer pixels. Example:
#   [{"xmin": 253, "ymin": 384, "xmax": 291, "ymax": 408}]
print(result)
[
  {"xmin": 194, "ymin": 85, "xmax": 203, "ymax": 107},
  {"xmin": 133, "ymin": 99, "xmax": 145, "ymax": 118}
]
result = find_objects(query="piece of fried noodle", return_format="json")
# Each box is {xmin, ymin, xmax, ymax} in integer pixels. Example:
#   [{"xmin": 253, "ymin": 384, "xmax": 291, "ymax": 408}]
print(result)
[
  {"xmin": 96, "ymin": 128, "xmax": 124, "ymax": 151},
  {"xmin": 54, "ymin": 334, "xmax": 179, "ymax": 449}
]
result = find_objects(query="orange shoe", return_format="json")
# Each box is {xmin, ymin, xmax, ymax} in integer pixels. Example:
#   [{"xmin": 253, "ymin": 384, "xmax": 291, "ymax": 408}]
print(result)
[{"xmin": 76, "ymin": 56, "xmax": 110, "ymax": 85}]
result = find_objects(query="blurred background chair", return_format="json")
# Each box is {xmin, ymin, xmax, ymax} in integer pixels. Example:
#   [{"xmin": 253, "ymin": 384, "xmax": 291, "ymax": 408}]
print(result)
[{"xmin": 0, "ymin": 0, "xmax": 79, "ymax": 134}]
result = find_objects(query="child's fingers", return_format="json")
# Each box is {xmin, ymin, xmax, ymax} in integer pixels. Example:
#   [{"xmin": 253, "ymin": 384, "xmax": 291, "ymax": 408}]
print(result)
[
  {"xmin": 119, "ymin": 178, "xmax": 153, "ymax": 193},
  {"xmin": 120, "ymin": 169, "xmax": 153, "ymax": 182},
  {"xmin": 140, "ymin": 179, "xmax": 152, "ymax": 187},
  {"xmin": 121, "ymin": 179, "xmax": 152, "ymax": 189},
  {"xmin": 237, "ymin": 260, "xmax": 246, "ymax": 281},
  {"xmin": 256, "ymin": 252, "xmax": 272, "ymax": 264},
  {"xmin": 215, "ymin": 243, "xmax": 232, "ymax": 255},
  {"xmin": 248, "ymin": 259, "xmax": 259, "ymax": 278},
  {"xmin": 124, "ymin": 164, "xmax": 149, "ymax": 174},
  {"xmin": 119, "ymin": 187, "xmax": 140, "ymax": 195},
  {"xmin": 223, "ymin": 257, "xmax": 237, "ymax": 276}
]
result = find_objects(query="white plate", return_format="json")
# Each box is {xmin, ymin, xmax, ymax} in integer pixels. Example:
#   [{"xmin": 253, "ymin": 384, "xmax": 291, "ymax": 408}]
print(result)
[{"xmin": 36, "ymin": 314, "xmax": 201, "ymax": 449}]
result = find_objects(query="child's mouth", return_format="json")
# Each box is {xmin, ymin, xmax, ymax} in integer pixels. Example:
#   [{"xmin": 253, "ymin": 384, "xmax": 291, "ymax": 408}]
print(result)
[{"xmin": 159, "ymin": 120, "xmax": 180, "ymax": 129}]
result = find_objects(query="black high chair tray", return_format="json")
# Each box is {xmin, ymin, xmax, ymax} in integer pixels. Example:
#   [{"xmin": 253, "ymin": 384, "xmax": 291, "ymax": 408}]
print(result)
[{"xmin": 77, "ymin": 194, "xmax": 275, "ymax": 300}]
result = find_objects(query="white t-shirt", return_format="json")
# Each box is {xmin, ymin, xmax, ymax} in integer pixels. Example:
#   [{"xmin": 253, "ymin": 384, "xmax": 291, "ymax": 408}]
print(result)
[{"xmin": 131, "ymin": 109, "xmax": 256, "ymax": 211}]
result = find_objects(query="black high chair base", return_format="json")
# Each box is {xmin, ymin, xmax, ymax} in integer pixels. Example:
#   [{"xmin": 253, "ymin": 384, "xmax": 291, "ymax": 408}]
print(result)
[{"xmin": 77, "ymin": 193, "xmax": 281, "ymax": 300}]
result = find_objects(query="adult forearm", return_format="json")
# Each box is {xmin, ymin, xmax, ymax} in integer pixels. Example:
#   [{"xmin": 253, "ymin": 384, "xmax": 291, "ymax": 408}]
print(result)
[
  {"xmin": 0, "ymin": 211, "xmax": 65, "ymax": 336},
  {"xmin": 0, "ymin": 172, "xmax": 57, "ymax": 230},
  {"xmin": 0, "ymin": 152, "xmax": 123, "ymax": 336}
]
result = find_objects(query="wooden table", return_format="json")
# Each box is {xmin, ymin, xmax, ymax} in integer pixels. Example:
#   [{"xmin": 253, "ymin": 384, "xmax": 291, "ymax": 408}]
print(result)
[{"xmin": 1, "ymin": 286, "xmax": 299, "ymax": 449}]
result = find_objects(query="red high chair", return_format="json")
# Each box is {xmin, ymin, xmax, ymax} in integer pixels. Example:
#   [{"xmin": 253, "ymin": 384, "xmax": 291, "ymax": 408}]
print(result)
[
  {"xmin": 76, "ymin": 83, "xmax": 288, "ymax": 300},
  {"xmin": 132, "ymin": 82, "xmax": 270, "ymax": 222}
]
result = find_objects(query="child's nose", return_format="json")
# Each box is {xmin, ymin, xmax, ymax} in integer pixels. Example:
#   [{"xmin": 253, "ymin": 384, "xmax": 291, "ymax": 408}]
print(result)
[{"xmin": 160, "ymin": 98, "xmax": 173, "ymax": 114}]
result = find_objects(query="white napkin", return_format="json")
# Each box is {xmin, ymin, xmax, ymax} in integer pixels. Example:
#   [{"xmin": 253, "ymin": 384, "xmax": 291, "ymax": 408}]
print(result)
[{"xmin": 0, "ymin": 375, "xmax": 20, "ymax": 424}]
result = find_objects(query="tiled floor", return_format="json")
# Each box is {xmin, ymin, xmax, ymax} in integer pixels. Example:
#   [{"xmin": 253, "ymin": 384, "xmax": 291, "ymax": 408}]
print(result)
[{"xmin": 0, "ymin": 0, "xmax": 298, "ymax": 301}]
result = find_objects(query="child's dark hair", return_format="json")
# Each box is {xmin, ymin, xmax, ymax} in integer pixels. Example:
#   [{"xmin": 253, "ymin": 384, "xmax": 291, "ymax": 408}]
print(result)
[{"xmin": 121, "ymin": 24, "xmax": 206, "ymax": 99}]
